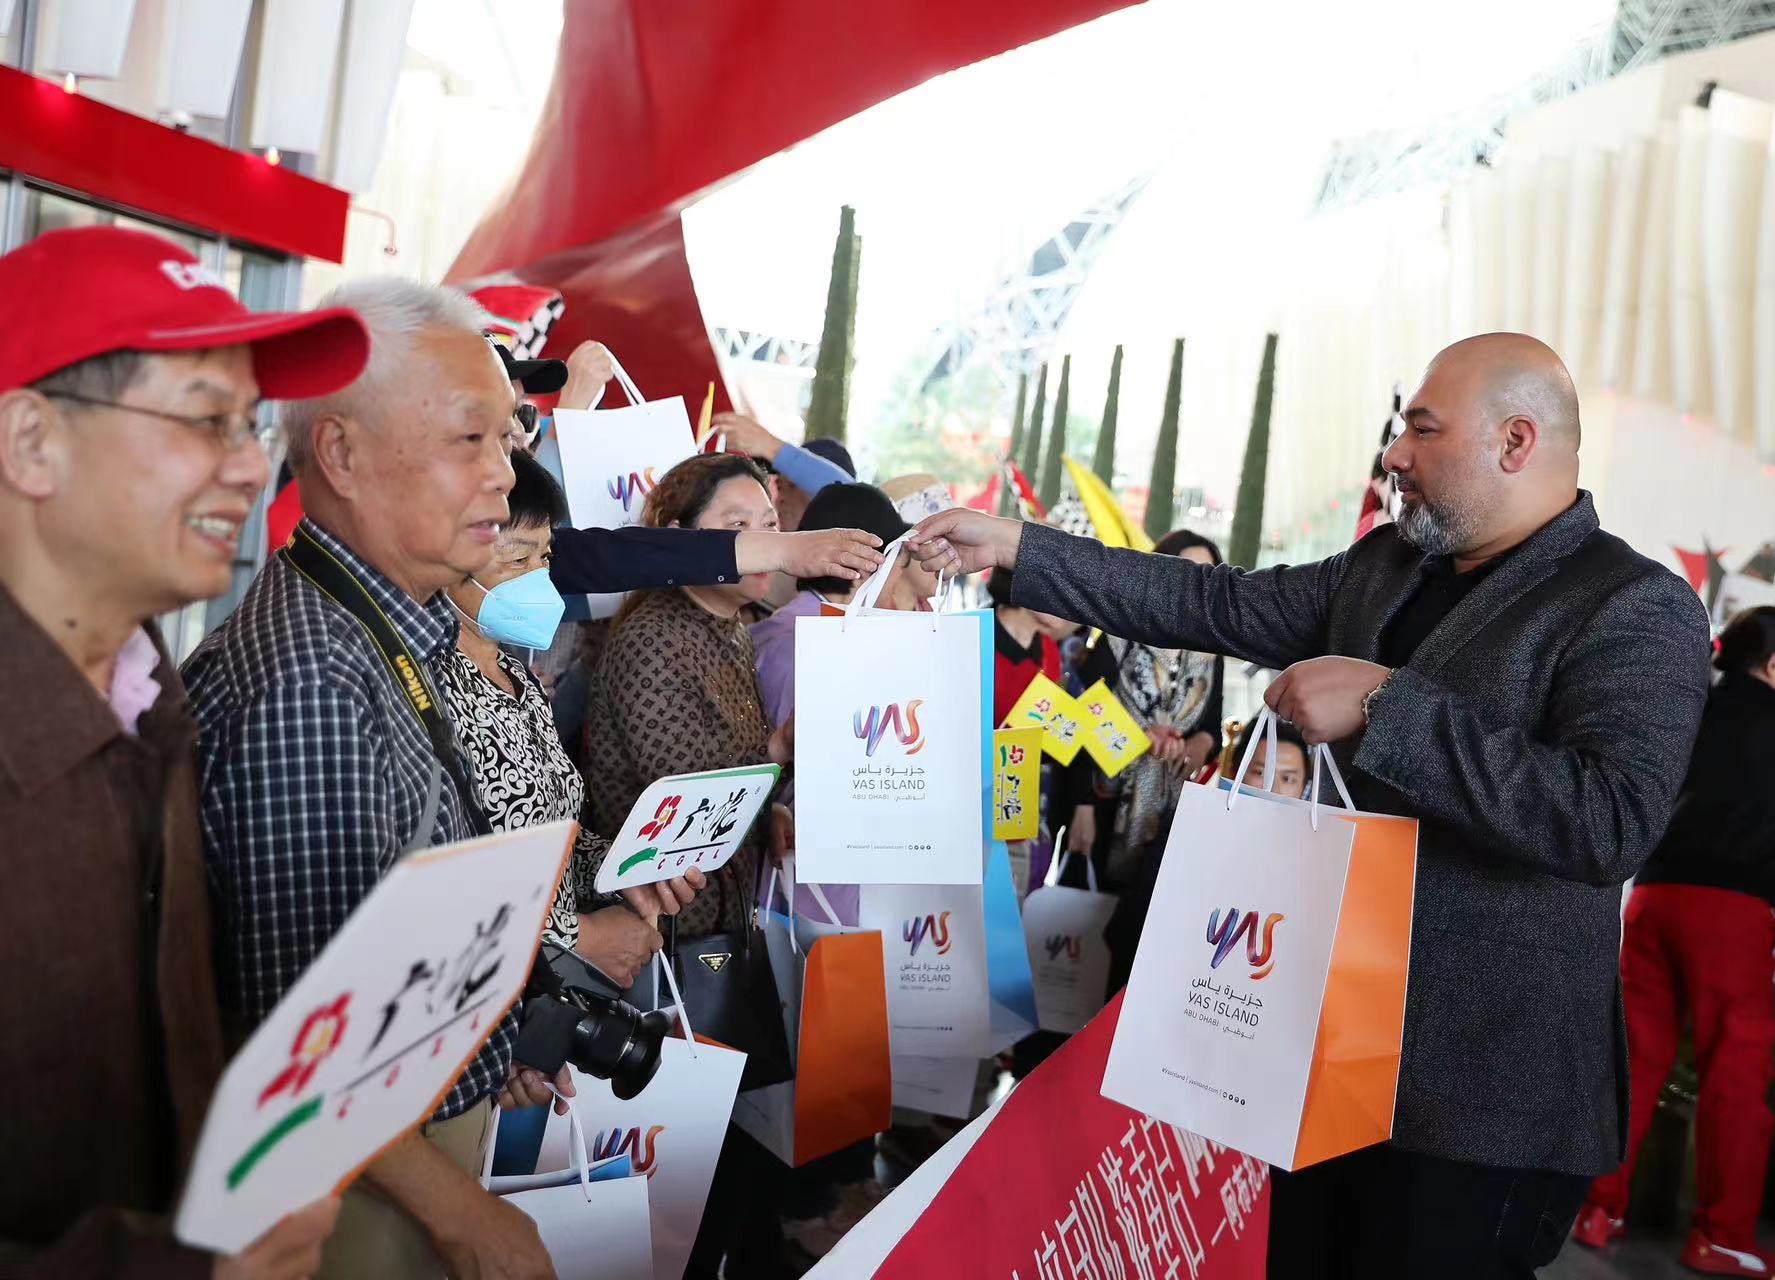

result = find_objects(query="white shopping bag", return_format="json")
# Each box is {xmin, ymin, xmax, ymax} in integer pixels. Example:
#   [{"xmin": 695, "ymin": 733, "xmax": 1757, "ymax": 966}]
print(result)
[
  {"xmin": 890, "ymin": 1054, "xmax": 979, "ymax": 1120},
  {"xmin": 858, "ymin": 880, "xmax": 991, "ymax": 1059},
  {"xmin": 485, "ymin": 1095, "xmax": 653, "ymax": 1280},
  {"xmin": 1021, "ymin": 845, "xmax": 1117, "ymax": 1034},
  {"xmin": 794, "ymin": 543, "xmax": 986, "ymax": 885},
  {"xmin": 552, "ymin": 356, "xmax": 696, "ymax": 619},
  {"xmin": 538, "ymin": 1014, "xmax": 746, "ymax": 1280},
  {"xmin": 1100, "ymin": 710, "xmax": 1417, "ymax": 1170}
]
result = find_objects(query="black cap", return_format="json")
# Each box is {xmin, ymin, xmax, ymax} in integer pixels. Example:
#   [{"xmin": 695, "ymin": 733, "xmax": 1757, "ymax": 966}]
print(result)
[
  {"xmin": 493, "ymin": 341, "xmax": 569, "ymax": 395},
  {"xmin": 804, "ymin": 436, "xmax": 856, "ymax": 478},
  {"xmin": 799, "ymin": 482, "xmax": 909, "ymax": 545}
]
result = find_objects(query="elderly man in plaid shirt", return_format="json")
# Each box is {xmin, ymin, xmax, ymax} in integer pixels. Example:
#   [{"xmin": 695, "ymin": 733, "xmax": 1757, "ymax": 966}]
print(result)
[{"xmin": 185, "ymin": 278, "xmax": 582, "ymax": 1280}]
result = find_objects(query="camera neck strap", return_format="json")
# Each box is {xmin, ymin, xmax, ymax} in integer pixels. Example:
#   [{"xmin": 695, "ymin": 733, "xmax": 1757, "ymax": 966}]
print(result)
[{"xmin": 282, "ymin": 523, "xmax": 492, "ymax": 838}]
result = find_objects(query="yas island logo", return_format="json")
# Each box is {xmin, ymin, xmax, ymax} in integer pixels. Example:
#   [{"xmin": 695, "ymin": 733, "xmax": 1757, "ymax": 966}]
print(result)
[
  {"xmin": 607, "ymin": 467, "xmax": 659, "ymax": 513},
  {"xmin": 904, "ymin": 910, "xmax": 952, "ymax": 957},
  {"xmin": 592, "ymin": 1124, "xmax": 667, "ymax": 1179},
  {"xmin": 854, "ymin": 699, "xmax": 926, "ymax": 757},
  {"xmin": 1206, "ymin": 907, "xmax": 1284, "ymax": 980},
  {"xmin": 1044, "ymin": 934, "xmax": 1082, "ymax": 963}
]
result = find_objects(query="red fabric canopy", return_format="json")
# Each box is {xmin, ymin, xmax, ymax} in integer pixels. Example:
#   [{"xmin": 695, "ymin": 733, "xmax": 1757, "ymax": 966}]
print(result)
[{"xmin": 447, "ymin": 0, "xmax": 1140, "ymax": 407}]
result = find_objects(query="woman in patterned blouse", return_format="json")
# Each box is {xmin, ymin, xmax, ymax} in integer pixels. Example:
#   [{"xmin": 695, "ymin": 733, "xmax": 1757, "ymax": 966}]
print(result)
[
  {"xmin": 584, "ymin": 453, "xmax": 794, "ymax": 940},
  {"xmin": 439, "ymin": 449, "xmax": 678, "ymax": 988}
]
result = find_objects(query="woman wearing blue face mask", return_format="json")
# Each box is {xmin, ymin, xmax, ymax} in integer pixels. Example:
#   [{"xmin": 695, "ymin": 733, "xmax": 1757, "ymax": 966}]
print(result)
[{"xmin": 438, "ymin": 449, "xmax": 673, "ymax": 990}]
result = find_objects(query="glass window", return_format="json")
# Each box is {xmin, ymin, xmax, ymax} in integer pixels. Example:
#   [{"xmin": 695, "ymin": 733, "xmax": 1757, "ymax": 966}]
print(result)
[{"xmin": 21, "ymin": 186, "xmax": 107, "ymax": 238}]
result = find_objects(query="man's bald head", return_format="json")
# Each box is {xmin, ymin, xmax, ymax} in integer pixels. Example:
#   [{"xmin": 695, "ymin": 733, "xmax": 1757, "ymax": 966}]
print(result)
[
  {"xmin": 1432, "ymin": 332, "xmax": 1581, "ymax": 451},
  {"xmin": 1385, "ymin": 333, "xmax": 1584, "ymax": 561}
]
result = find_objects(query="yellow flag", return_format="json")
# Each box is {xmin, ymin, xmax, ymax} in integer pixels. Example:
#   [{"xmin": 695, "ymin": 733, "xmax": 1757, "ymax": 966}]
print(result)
[
  {"xmin": 992, "ymin": 728, "xmax": 1044, "ymax": 841},
  {"xmin": 1062, "ymin": 456, "xmax": 1154, "ymax": 552},
  {"xmin": 1001, "ymin": 672, "xmax": 1086, "ymax": 766},
  {"xmin": 1076, "ymin": 679, "xmax": 1152, "ymax": 777},
  {"xmin": 694, "ymin": 382, "xmax": 716, "ymax": 446}
]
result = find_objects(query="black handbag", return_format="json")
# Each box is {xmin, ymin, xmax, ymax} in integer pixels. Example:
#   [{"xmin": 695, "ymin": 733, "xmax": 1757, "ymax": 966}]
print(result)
[{"xmin": 664, "ymin": 866, "xmax": 794, "ymax": 1091}]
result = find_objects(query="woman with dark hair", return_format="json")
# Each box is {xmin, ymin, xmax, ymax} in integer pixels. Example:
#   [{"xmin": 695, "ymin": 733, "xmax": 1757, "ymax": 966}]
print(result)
[
  {"xmin": 439, "ymin": 449, "xmax": 670, "ymax": 987},
  {"xmin": 1574, "ymin": 607, "xmax": 1775, "ymax": 1275},
  {"xmin": 581, "ymin": 452, "xmax": 794, "ymax": 1278},
  {"xmin": 584, "ymin": 452, "xmax": 791, "ymax": 933},
  {"xmin": 1060, "ymin": 530, "xmax": 1227, "ymax": 886}
]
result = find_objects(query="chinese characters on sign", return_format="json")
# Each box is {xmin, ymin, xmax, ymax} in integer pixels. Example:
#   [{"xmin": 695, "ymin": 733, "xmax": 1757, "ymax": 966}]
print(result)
[
  {"xmin": 855, "ymin": 993, "xmax": 1267, "ymax": 1280},
  {"xmin": 1002, "ymin": 673, "xmax": 1086, "ymax": 766},
  {"xmin": 993, "ymin": 728, "xmax": 1043, "ymax": 841},
  {"xmin": 594, "ymin": 764, "xmax": 781, "ymax": 894},
  {"xmin": 1077, "ymin": 679, "xmax": 1152, "ymax": 778},
  {"xmin": 177, "ymin": 821, "xmax": 575, "ymax": 1254}
]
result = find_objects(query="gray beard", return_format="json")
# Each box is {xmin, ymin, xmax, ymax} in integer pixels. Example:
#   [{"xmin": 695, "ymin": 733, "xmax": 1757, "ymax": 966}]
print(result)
[{"xmin": 1395, "ymin": 498, "xmax": 1475, "ymax": 557}]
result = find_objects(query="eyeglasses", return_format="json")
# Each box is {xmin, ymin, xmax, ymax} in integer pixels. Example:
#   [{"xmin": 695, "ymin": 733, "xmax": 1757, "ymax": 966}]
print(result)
[
  {"xmin": 514, "ymin": 403, "xmax": 539, "ymax": 436},
  {"xmin": 43, "ymin": 390, "xmax": 262, "ymax": 451}
]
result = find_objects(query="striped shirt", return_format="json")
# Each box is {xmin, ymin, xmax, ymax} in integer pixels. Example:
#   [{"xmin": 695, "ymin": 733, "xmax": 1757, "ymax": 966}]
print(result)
[{"xmin": 184, "ymin": 518, "xmax": 515, "ymax": 1119}]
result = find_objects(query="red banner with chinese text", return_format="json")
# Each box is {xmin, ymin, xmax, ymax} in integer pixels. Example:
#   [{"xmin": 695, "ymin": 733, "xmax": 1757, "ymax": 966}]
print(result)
[{"xmin": 874, "ymin": 992, "xmax": 1268, "ymax": 1279}]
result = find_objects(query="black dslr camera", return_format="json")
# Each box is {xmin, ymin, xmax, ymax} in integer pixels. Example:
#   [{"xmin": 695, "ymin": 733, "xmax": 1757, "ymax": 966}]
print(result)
[{"xmin": 515, "ymin": 942, "xmax": 669, "ymax": 1101}]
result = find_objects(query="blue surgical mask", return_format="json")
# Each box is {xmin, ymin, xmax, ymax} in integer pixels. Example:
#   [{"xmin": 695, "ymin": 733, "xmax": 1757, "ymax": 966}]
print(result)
[{"xmin": 458, "ymin": 567, "xmax": 565, "ymax": 649}]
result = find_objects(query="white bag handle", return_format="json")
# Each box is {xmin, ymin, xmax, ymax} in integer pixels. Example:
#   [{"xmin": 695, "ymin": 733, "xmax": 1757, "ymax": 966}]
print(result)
[
  {"xmin": 543, "ymin": 1083, "xmax": 602, "ymax": 1202},
  {"xmin": 805, "ymin": 881, "xmax": 844, "ymax": 928},
  {"xmin": 654, "ymin": 951, "xmax": 699, "ymax": 1059},
  {"xmin": 843, "ymin": 531, "xmax": 914, "ymax": 624},
  {"xmin": 774, "ymin": 856, "xmax": 844, "ymax": 958},
  {"xmin": 604, "ymin": 352, "xmax": 647, "ymax": 407},
  {"xmin": 1042, "ymin": 825, "xmax": 1100, "ymax": 894},
  {"xmin": 1225, "ymin": 706, "xmax": 1279, "ymax": 811},
  {"xmin": 1308, "ymin": 743, "xmax": 1357, "ymax": 831}
]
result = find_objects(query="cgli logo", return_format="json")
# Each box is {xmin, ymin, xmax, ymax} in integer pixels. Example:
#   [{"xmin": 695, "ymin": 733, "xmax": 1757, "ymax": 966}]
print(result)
[
  {"xmin": 1044, "ymin": 934, "xmax": 1081, "ymax": 963},
  {"xmin": 1206, "ymin": 908, "xmax": 1284, "ymax": 980},
  {"xmin": 854, "ymin": 700, "xmax": 926, "ymax": 757},
  {"xmin": 904, "ymin": 911, "xmax": 952, "ymax": 957},
  {"xmin": 607, "ymin": 468, "xmax": 659, "ymax": 512},
  {"xmin": 592, "ymin": 1124, "xmax": 666, "ymax": 1178}
]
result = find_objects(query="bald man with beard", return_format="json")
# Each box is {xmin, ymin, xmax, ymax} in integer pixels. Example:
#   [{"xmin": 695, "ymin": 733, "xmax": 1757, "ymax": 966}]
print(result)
[{"xmin": 909, "ymin": 334, "xmax": 1712, "ymax": 1278}]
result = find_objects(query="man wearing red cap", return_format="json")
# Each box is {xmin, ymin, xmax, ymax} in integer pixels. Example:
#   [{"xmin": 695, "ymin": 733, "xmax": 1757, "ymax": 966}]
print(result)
[{"xmin": 0, "ymin": 226, "xmax": 370, "ymax": 1278}]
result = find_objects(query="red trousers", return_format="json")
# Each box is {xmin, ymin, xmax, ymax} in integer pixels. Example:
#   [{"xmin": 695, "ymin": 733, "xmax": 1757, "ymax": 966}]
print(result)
[{"xmin": 1587, "ymin": 883, "xmax": 1775, "ymax": 1248}]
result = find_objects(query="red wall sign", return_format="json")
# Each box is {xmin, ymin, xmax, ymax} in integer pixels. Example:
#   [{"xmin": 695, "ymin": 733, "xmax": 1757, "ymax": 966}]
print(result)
[{"xmin": 0, "ymin": 65, "xmax": 349, "ymax": 262}]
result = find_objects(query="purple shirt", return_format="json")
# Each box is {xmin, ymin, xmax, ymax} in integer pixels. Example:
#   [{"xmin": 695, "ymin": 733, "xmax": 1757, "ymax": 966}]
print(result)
[
  {"xmin": 747, "ymin": 590, "xmax": 861, "ymax": 922},
  {"xmin": 748, "ymin": 589, "xmax": 827, "ymax": 730}
]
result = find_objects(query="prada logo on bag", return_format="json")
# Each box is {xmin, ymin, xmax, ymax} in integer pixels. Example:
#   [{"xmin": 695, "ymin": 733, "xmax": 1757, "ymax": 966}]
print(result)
[{"xmin": 698, "ymin": 952, "xmax": 732, "ymax": 974}]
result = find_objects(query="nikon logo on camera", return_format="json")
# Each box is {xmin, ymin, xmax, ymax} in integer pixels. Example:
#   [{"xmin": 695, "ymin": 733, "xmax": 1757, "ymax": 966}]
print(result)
[{"xmin": 698, "ymin": 952, "xmax": 732, "ymax": 974}]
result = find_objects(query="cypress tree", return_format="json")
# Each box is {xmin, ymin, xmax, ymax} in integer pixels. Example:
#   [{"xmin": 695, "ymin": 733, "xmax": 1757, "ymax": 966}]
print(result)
[
  {"xmin": 1000, "ymin": 371, "xmax": 1030, "ymax": 516},
  {"xmin": 1227, "ymin": 333, "xmax": 1279, "ymax": 570},
  {"xmin": 805, "ymin": 205, "xmax": 860, "ymax": 444},
  {"xmin": 1020, "ymin": 363, "xmax": 1048, "ymax": 491},
  {"xmin": 1093, "ymin": 344, "xmax": 1123, "ymax": 486},
  {"xmin": 1007, "ymin": 370, "xmax": 1029, "ymax": 457},
  {"xmin": 1144, "ymin": 338, "xmax": 1184, "ymax": 540},
  {"xmin": 1039, "ymin": 355, "xmax": 1070, "ymax": 510}
]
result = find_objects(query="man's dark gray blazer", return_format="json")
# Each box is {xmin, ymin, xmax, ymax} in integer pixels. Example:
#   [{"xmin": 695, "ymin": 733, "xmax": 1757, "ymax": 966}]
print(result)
[{"xmin": 1013, "ymin": 492, "xmax": 1711, "ymax": 1176}]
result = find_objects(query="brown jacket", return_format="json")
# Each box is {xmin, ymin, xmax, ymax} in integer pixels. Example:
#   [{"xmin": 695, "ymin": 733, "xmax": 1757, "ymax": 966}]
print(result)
[{"xmin": 0, "ymin": 587, "xmax": 224, "ymax": 1278}]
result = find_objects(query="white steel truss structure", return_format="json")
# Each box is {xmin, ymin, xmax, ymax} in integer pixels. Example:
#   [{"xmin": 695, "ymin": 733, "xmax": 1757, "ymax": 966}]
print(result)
[
  {"xmin": 918, "ymin": 173, "xmax": 1152, "ymax": 392},
  {"xmin": 1311, "ymin": 0, "xmax": 1775, "ymax": 215}
]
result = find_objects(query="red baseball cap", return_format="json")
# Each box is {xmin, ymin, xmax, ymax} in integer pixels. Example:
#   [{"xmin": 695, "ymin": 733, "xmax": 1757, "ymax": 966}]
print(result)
[{"xmin": 0, "ymin": 225, "xmax": 370, "ymax": 398}]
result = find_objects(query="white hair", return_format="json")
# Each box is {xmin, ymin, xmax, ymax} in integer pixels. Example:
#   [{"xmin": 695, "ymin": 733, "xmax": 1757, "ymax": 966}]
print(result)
[{"xmin": 280, "ymin": 277, "xmax": 491, "ymax": 473}]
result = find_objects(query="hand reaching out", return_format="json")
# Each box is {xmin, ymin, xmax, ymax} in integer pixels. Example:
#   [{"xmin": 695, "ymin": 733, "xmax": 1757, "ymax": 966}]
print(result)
[
  {"xmin": 906, "ymin": 509, "xmax": 1025, "ymax": 578},
  {"xmin": 734, "ymin": 529, "xmax": 884, "ymax": 582}
]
